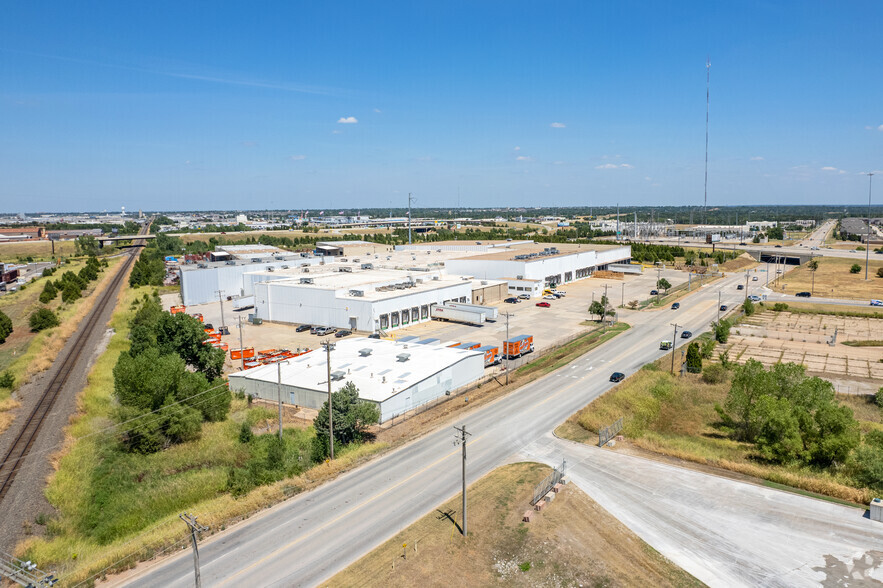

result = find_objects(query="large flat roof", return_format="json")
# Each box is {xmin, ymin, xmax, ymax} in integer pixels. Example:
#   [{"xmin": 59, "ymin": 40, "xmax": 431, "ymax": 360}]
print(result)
[
  {"xmin": 453, "ymin": 242, "xmax": 625, "ymax": 262},
  {"xmin": 229, "ymin": 337, "xmax": 481, "ymax": 402}
]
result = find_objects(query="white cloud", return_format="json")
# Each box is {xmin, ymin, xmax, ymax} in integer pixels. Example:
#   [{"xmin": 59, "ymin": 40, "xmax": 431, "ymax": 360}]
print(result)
[
  {"xmin": 289, "ymin": 154, "xmax": 306, "ymax": 161},
  {"xmin": 550, "ymin": 122, "xmax": 566, "ymax": 128},
  {"xmin": 620, "ymin": 163, "xmax": 634, "ymax": 169},
  {"xmin": 373, "ymin": 108, "xmax": 382, "ymax": 113},
  {"xmin": 878, "ymin": 124, "xmax": 883, "ymax": 132},
  {"xmin": 595, "ymin": 163, "xmax": 633, "ymax": 170},
  {"xmin": 514, "ymin": 146, "xmax": 520, "ymax": 151},
  {"xmin": 516, "ymin": 155, "xmax": 534, "ymax": 162},
  {"xmin": 750, "ymin": 156, "xmax": 764, "ymax": 161},
  {"xmin": 821, "ymin": 166, "xmax": 837, "ymax": 171},
  {"xmin": 337, "ymin": 116, "xmax": 358, "ymax": 124}
]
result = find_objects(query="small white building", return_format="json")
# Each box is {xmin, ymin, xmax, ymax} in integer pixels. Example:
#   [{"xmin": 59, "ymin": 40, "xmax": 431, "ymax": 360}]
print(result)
[
  {"xmin": 228, "ymin": 337, "xmax": 484, "ymax": 422},
  {"xmin": 253, "ymin": 267, "xmax": 473, "ymax": 333}
]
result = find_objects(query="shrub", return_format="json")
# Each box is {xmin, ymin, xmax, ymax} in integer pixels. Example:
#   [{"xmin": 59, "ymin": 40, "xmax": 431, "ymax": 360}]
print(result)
[
  {"xmin": 772, "ymin": 302, "xmax": 789, "ymax": 311},
  {"xmin": 711, "ymin": 318, "xmax": 732, "ymax": 343},
  {"xmin": 61, "ymin": 281, "xmax": 82, "ymax": 303},
  {"xmin": 700, "ymin": 338, "xmax": 716, "ymax": 359},
  {"xmin": 850, "ymin": 264, "xmax": 861, "ymax": 274},
  {"xmin": 0, "ymin": 310, "xmax": 12, "ymax": 344},
  {"xmin": 876, "ymin": 386, "xmax": 883, "ymax": 408},
  {"xmin": 702, "ymin": 363, "xmax": 728, "ymax": 384},
  {"xmin": 39, "ymin": 280, "xmax": 58, "ymax": 304},
  {"xmin": 0, "ymin": 371, "xmax": 14, "ymax": 389},
  {"xmin": 742, "ymin": 298, "xmax": 756, "ymax": 317},
  {"xmin": 685, "ymin": 342, "xmax": 702, "ymax": 374},
  {"xmin": 877, "ymin": 267, "xmax": 883, "ymax": 279},
  {"xmin": 29, "ymin": 308, "xmax": 60, "ymax": 332}
]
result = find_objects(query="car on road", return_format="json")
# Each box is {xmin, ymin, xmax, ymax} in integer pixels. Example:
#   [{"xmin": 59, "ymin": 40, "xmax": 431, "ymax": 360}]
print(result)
[
  {"xmin": 737, "ymin": 284, "xmax": 744, "ymax": 290},
  {"xmin": 720, "ymin": 304, "xmax": 728, "ymax": 311},
  {"xmin": 871, "ymin": 300, "xmax": 883, "ymax": 307},
  {"xmin": 849, "ymin": 250, "xmax": 856, "ymax": 253},
  {"xmin": 774, "ymin": 245, "xmax": 782, "ymax": 248},
  {"xmin": 811, "ymin": 246, "xmax": 819, "ymax": 250},
  {"xmin": 609, "ymin": 372, "xmax": 625, "ymax": 383},
  {"xmin": 296, "ymin": 324, "xmax": 311, "ymax": 332},
  {"xmin": 752, "ymin": 276, "xmax": 758, "ymax": 281},
  {"xmin": 681, "ymin": 330, "xmax": 693, "ymax": 339},
  {"xmin": 504, "ymin": 297, "xmax": 520, "ymax": 304},
  {"xmin": 536, "ymin": 301, "xmax": 551, "ymax": 308},
  {"xmin": 543, "ymin": 294, "xmax": 557, "ymax": 300},
  {"xmin": 368, "ymin": 333, "xmax": 381, "ymax": 339},
  {"xmin": 795, "ymin": 291, "xmax": 812, "ymax": 298},
  {"xmin": 739, "ymin": 242, "xmax": 747, "ymax": 246},
  {"xmin": 335, "ymin": 329, "xmax": 351, "ymax": 338},
  {"xmin": 650, "ymin": 289, "xmax": 659, "ymax": 295},
  {"xmin": 749, "ymin": 295, "xmax": 762, "ymax": 302},
  {"xmin": 671, "ymin": 302, "xmax": 680, "ymax": 310}
]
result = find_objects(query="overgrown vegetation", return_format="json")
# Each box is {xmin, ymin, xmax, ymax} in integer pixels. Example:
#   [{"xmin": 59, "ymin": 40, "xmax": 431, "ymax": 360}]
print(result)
[
  {"xmin": 311, "ymin": 382, "xmax": 380, "ymax": 461},
  {"xmin": 711, "ymin": 318, "xmax": 732, "ymax": 343},
  {"xmin": 29, "ymin": 308, "xmax": 59, "ymax": 332},
  {"xmin": 0, "ymin": 309, "xmax": 12, "ymax": 343}
]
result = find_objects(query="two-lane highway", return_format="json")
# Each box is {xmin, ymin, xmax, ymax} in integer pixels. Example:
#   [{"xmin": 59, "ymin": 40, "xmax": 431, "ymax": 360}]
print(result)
[{"xmin": 121, "ymin": 273, "xmax": 882, "ymax": 587}]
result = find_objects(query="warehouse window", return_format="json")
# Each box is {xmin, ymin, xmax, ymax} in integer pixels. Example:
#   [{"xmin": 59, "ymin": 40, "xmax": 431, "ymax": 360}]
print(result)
[
  {"xmin": 380, "ymin": 314, "xmax": 389, "ymax": 329},
  {"xmin": 391, "ymin": 312, "xmax": 399, "ymax": 328},
  {"xmin": 401, "ymin": 309, "xmax": 409, "ymax": 325},
  {"xmin": 421, "ymin": 305, "xmax": 429, "ymax": 319},
  {"xmin": 411, "ymin": 307, "xmax": 419, "ymax": 322}
]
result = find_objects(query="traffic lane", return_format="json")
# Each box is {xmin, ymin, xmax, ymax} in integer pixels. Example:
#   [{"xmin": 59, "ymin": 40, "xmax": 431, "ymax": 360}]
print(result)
[
  {"xmin": 121, "ymin": 274, "xmax": 739, "ymax": 587},
  {"xmin": 764, "ymin": 292, "xmax": 879, "ymax": 307},
  {"xmin": 522, "ymin": 434, "xmax": 883, "ymax": 588}
]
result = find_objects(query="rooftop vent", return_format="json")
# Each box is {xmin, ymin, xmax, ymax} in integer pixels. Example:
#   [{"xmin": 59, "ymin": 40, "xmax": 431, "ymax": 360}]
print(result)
[
  {"xmin": 266, "ymin": 267, "xmax": 274, "ymax": 271},
  {"xmin": 330, "ymin": 370, "xmax": 346, "ymax": 381},
  {"xmin": 303, "ymin": 267, "xmax": 310, "ymax": 272},
  {"xmin": 300, "ymin": 277, "xmax": 314, "ymax": 284},
  {"xmin": 282, "ymin": 265, "xmax": 289, "ymax": 269},
  {"xmin": 396, "ymin": 353, "xmax": 411, "ymax": 362},
  {"xmin": 349, "ymin": 289, "xmax": 364, "ymax": 297},
  {"xmin": 225, "ymin": 260, "xmax": 236, "ymax": 265},
  {"xmin": 358, "ymin": 348, "xmax": 373, "ymax": 357},
  {"xmin": 361, "ymin": 263, "xmax": 374, "ymax": 270},
  {"xmin": 197, "ymin": 263, "xmax": 208, "ymax": 268}
]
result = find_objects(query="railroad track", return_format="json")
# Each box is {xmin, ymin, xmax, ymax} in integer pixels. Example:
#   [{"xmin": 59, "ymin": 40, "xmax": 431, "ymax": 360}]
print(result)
[{"xmin": 0, "ymin": 223, "xmax": 150, "ymax": 504}]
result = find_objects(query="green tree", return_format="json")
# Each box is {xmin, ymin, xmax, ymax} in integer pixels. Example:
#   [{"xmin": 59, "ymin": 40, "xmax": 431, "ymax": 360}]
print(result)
[
  {"xmin": 657, "ymin": 278, "xmax": 672, "ymax": 292},
  {"xmin": 685, "ymin": 342, "xmax": 702, "ymax": 373},
  {"xmin": 0, "ymin": 309, "xmax": 13, "ymax": 344},
  {"xmin": 876, "ymin": 386, "xmax": 883, "ymax": 408},
  {"xmin": 876, "ymin": 267, "xmax": 883, "ymax": 279},
  {"xmin": 700, "ymin": 338, "xmax": 717, "ymax": 359},
  {"xmin": 850, "ymin": 263, "xmax": 861, "ymax": 274},
  {"xmin": 312, "ymin": 382, "xmax": 380, "ymax": 460},
  {"xmin": 742, "ymin": 298, "xmax": 756, "ymax": 317},
  {"xmin": 711, "ymin": 318, "xmax": 732, "ymax": 343},
  {"xmin": 0, "ymin": 371, "xmax": 14, "ymax": 389},
  {"xmin": 39, "ymin": 280, "xmax": 58, "ymax": 304},
  {"xmin": 74, "ymin": 235, "xmax": 100, "ymax": 257},
  {"xmin": 29, "ymin": 308, "xmax": 59, "ymax": 332},
  {"xmin": 754, "ymin": 395, "xmax": 804, "ymax": 462},
  {"xmin": 61, "ymin": 280, "xmax": 82, "ymax": 303},
  {"xmin": 684, "ymin": 250, "xmax": 697, "ymax": 265}
]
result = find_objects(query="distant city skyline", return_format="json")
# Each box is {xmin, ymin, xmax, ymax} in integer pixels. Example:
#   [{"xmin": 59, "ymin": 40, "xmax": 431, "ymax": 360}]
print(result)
[{"xmin": 1, "ymin": 1, "xmax": 881, "ymax": 212}]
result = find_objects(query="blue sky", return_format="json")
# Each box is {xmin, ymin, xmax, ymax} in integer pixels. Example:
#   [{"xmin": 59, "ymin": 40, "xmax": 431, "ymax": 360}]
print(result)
[{"xmin": 1, "ymin": 1, "xmax": 881, "ymax": 212}]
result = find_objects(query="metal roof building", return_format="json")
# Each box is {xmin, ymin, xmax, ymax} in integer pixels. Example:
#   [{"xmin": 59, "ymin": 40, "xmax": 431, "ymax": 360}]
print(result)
[{"xmin": 228, "ymin": 337, "xmax": 484, "ymax": 422}]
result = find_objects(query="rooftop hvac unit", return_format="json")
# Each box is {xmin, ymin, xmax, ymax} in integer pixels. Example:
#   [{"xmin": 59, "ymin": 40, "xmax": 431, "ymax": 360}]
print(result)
[
  {"xmin": 282, "ymin": 265, "xmax": 289, "ymax": 269},
  {"xmin": 349, "ymin": 289, "xmax": 364, "ymax": 297},
  {"xmin": 330, "ymin": 370, "xmax": 346, "ymax": 381},
  {"xmin": 358, "ymin": 348, "xmax": 373, "ymax": 356},
  {"xmin": 266, "ymin": 267, "xmax": 274, "ymax": 271},
  {"xmin": 300, "ymin": 277, "xmax": 314, "ymax": 284},
  {"xmin": 396, "ymin": 353, "xmax": 410, "ymax": 362},
  {"xmin": 197, "ymin": 263, "xmax": 208, "ymax": 268},
  {"xmin": 225, "ymin": 260, "xmax": 236, "ymax": 265},
  {"xmin": 303, "ymin": 267, "xmax": 310, "ymax": 272},
  {"xmin": 432, "ymin": 276, "xmax": 440, "ymax": 280},
  {"xmin": 516, "ymin": 275, "xmax": 524, "ymax": 280},
  {"xmin": 361, "ymin": 263, "xmax": 374, "ymax": 269},
  {"xmin": 481, "ymin": 280, "xmax": 488, "ymax": 285}
]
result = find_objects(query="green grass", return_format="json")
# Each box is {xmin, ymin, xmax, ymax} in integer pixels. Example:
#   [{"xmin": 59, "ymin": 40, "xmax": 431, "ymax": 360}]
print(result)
[{"xmin": 760, "ymin": 480, "xmax": 865, "ymax": 509}]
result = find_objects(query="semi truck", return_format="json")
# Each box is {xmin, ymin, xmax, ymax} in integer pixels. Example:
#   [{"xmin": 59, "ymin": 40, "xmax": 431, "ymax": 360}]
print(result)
[
  {"xmin": 503, "ymin": 335, "xmax": 534, "ymax": 359},
  {"xmin": 445, "ymin": 302, "xmax": 499, "ymax": 321},
  {"xmin": 430, "ymin": 305, "xmax": 486, "ymax": 325},
  {"xmin": 232, "ymin": 295, "xmax": 255, "ymax": 311},
  {"xmin": 475, "ymin": 345, "xmax": 500, "ymax": 366}
]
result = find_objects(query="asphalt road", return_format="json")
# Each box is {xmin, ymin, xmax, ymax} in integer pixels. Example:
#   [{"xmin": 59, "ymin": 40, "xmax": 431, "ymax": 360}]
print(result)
[{"xmin": 120, "ymin": 273, "xmax": 882, "ymax": 587}]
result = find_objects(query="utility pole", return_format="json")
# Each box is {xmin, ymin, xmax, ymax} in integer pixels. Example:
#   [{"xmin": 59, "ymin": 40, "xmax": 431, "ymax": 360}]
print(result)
[
  {"xmin": 744, "ymin": 270, "xmax": 750, "ymax": 302},
  {"xmin": 866, "ymin": 173, "xmax": 874, "ymax": 281},
  {"xmin": 237, "ymin": 315, "xmax": 245, "ymax": 370},
  {"xmin": 322, "ymin": 341, "xmax": 335, "ymax": 459},
  {"xmin": 215, "ymin": 290, "xmax": 226, "ymax": 331},
  {"xmin": 616, "ymin": 203, "xmax": 620, "ymax": 240},
  {"xmin": 502, "ymin": 312, "xmax": 513, "ymax": 385},
  {"xmin": 603, "ymin": 284, "xmax": 609, "ymax": 330},
  {"xmin": 670, "ymin": 323, "xmax": 680, "ymax": 374},
  {"xmin": 621, "ymin": 282, "xmax": 625, "ymax": 308},
  {"xmin": 453, "ymin": 424, "xmax": 472, "ymax": 537},
  {"xmin": 276, "ymin": 360, "xmax": 289, "ymax": 441},
  {"xmin": 656, "ymin": 265, "xmax": 662, "ymax": 304},
  {"xmin": 717, "ymin": 291, "xmax": 721, "ymax": 322},
  {"xmin": 179, "ymin": 513, "xmax": 208, "ymax": 588},
  {"xmin": 408, "ymin": 193, "xmax": 415, "ymax": 245}
]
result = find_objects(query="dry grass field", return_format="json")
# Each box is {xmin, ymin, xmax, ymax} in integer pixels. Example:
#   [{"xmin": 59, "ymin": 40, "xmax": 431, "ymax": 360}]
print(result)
[
  {"xmin": 328, "ymin": 462, "xmax": 701, "ymax": 588},
  {"xmin": 771, "ymin": 256, "xmax": 883, "ymax": 300},
  {"xmin": 0, "ymin": 239, "xmax": 77, "ymax": 261}
]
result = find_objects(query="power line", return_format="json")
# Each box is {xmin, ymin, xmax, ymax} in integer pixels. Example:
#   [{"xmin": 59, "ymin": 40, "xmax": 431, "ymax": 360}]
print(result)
[{"xmin": 179, "ymin": 512, "xmax": 209, "ymax": 588}]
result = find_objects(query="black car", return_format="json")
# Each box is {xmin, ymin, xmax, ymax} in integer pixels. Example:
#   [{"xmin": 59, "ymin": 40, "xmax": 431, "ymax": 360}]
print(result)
[
  {"xmin": 650, "ymin": 289, "xmax": 659, "ymax": 296},
  {"xmin": 774, "ymin": 244, "xmax": 782, "ymax": 248},
  {"xmin": 296, "ymin": 324, "xmax": 311, "ymax": 332},
  {"xmin": 795, "ymin": 291, "xmax": 812, "ymax": 298},
  {"xmin": 737, "ymin": 284, "xmax": 744, "ymax": 290},
  {"xmin": 504, "ymin": 297, "xmax": 519, "ymax": 303},
  {"xmin": 335, "ymin": 330, "xmax": 352, "ymax": 338},
  {"xmin": 609, "ymin": 372, "xmax": 625, "ymax": 383},
  {"xmin": 681, "ymin": 330, "xmax": 693, "ymax": 339},
  {"xmin": 720, "ymin": 304, "xmax": 728, "ymax": 311},
  {"xmin": 368, "ymin": 333, "xmax": 381, "ymax": 339},
  {"xmin": 671, "ymin": 302, "xmax": 680, "ymax": 310}
]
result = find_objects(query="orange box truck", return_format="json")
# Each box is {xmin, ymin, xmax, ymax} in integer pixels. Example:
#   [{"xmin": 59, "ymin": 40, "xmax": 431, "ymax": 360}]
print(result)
[{"xmin": 503, "ymin": 335, "xmax": 534, "ymax": 359}]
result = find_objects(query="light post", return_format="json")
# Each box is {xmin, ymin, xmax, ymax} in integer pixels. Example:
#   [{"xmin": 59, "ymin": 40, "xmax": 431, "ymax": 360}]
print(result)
[{"xmin": 321, "ymin": 340, "xmax": 336, "ymax": 459}]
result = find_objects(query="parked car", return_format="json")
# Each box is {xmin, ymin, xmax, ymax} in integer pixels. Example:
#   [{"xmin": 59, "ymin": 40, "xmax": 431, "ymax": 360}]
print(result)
[
  {"xmin": 536, "ymin": 301, "xmax": 551, "ymax": 308},
  {"xmin": 795, "ymin": 291, "xmax": 812, "ymax": 298},
  {"xmin": 671, "ymin": 302, "xmax": 680, "ymax": 310},
  {"xmin": 681, "ymin": 330, "xmax": 693, "ymax": 339},
  {"xmin": 650, "ymin": 289, "xmax": 659, "ymax": 295},
  {"xmin": 335, "ymin": 329, "xmax": 351, "ymax": 338},
  {"xmin": 543, "ymin": 294, "xmax": 557, "ymax": 300},
  {"xmin": 504, "ymin": 297, "xmax": 519, "ymax": 304},
  {"xmin": 871, "ymin": 300, "xmax": 883, "ymax": 307},
  {"xmin": 316, "ymin": 327, "xmax": 337, "ymax": 336},
  {"xmin": 719, "ymin": 304, "xmax": 728, "ymax": 311},
  {"xmin": 517, "ymin": 293, "xmax": 531, "ymax": 300},
  {"xmin": 609, "ymin": 372, "xmax": 625, "ymax": 383},
  {"xmin": 555, "ymin": 291, "xmax": 566, "ymax": 297},
  {"xmin": 368, "ymin": 333, "xmax": 381, "ymax": 339},
  {"xmin": 737, "ymin": 284, "xmax": 744, "ymax": 290},
  {"xmin": 296, "ymin": 324, "xmax": 311, "ymax": 332},
  {"xmin": 310, "ymin": 325, "xmax": 321, "ymax": 334}
]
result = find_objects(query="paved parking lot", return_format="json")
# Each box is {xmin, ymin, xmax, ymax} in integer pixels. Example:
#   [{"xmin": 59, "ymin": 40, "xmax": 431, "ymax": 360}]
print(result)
[{"xmin": 162, "ymin": 268, "xmax": 688, "ymax": 375}]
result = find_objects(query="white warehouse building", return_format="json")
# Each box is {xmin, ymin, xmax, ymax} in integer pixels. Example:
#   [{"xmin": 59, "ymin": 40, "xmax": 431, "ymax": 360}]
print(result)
[
  {"xmin": 228, "ymin": 337, "xmax": 484, "ymax": 423},
  {"xmin": 253, "ymin": 267, "xmax": 473, "ymax": 333}
]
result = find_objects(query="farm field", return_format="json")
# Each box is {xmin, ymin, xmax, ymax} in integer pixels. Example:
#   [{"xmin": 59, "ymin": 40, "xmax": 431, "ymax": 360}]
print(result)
[{"xmin": 770, "ymin": 256, "xmax": 883, "ymax": 300}]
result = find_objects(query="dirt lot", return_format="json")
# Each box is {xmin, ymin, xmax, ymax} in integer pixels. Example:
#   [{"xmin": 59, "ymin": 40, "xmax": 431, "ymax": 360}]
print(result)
[
  {"xmin": 162, "ymin": 267, "xmax": 689, "ymax": 376},
  {"xmin": 327, "ymin": 462, "xmax": 701, "ymax": 588},
  {"xmin": 0, "ymin": 239, "xmax": 77, "ymax": 261},
  {"xmin": 770, "ymin": 256, "xmax": 883, "ymax": 300},
  {"xmin": 724, "ymin": 310, "xmax": 883, "ymax": 391}
]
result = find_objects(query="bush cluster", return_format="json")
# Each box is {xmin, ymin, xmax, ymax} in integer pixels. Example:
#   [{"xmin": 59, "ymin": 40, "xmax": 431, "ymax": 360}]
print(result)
[
  {"xmin": 0, "ymin": 309, "xmax": 12, "ymax": 343},
  {"xmin": 29, "ymin": 308, "xmax": 59, "ymax": 332}
]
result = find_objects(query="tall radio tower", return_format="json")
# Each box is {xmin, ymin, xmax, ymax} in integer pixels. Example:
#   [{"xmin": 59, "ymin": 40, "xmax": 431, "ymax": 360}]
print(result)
[{"xmin": 703, "ymin": 58, "xmax": 711, "ymax": 225}]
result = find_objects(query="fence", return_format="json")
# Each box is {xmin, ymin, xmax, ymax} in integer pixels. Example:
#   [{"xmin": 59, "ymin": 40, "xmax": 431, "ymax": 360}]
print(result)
[
  {"xmin": 531, "ymin": 460, "xmax": 566, "ymax": 505},
  {"xmin": 598, "ymin": 417, "xmax": 623, "ymax": 447}
]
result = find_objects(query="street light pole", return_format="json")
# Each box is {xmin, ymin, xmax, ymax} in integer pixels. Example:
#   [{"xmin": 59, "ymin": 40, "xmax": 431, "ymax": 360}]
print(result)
[
  {"xmin": 670, "ymin": 323, "xmax": 680, "ymax": 374},
  {"xmin": 866, "ymin": 173, "xmax": 874, "ymax": 281},
  {"xmin": 322, "ymin": 341, "xmax": 336, "ymax": 459}
]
